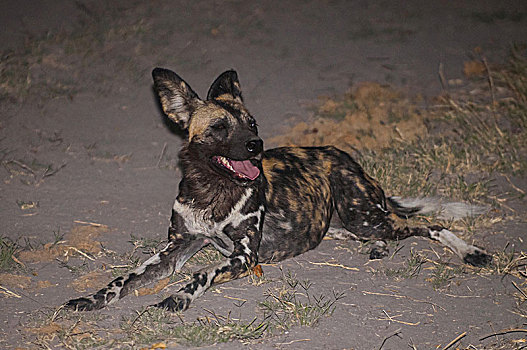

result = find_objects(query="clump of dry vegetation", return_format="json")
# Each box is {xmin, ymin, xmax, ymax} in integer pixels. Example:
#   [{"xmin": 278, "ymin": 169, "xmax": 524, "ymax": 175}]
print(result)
[
  {"xmin": 259, "ymin": 269, "xmax": 345, "ymax": 331},
  {"xmin": 269, "ymin": 82, "xmax": 427, "ymax": 151}
]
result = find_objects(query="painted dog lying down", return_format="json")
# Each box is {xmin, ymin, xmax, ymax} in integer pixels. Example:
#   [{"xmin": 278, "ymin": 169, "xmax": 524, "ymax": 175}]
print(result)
[{"xmin": 66, "ymin": 69, "xmax": 492, "ymax": 312}]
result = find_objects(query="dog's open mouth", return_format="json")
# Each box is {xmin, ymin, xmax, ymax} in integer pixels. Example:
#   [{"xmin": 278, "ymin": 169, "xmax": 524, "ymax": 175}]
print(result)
[{"xmin": 212, "ymin": 156, "xmax": 260, "ymax": 181}]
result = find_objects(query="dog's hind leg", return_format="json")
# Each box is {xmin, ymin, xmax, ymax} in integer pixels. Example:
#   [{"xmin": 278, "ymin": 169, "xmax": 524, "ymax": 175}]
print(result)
[
  {"xmin": 329, "ymin": 163, "xmax": 424, "ymax": 255},
  {"xmin": 65, "ymin": 234, "xmax": 209, "ymax": 311},
  {"xmin": 329, "ymin": 164, "xmax": 492, "ymax": 266},
  {"xmin": 334, "ymin": 194, "xmax": 492, "ymax": 266}
]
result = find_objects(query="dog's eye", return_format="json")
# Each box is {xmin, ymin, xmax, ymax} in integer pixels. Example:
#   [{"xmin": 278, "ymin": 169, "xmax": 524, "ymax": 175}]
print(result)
[{"xmin": 249, "ymin": 120, "xmax": 258, "ymax": 129}]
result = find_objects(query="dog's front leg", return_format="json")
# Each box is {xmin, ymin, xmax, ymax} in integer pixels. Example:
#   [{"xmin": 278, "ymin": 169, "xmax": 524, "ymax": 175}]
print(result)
[
  {"xmin": 155, "ymin": 231, "xmax": 259, "ymax": 312},
  {"xmin": 65, "ymin": 233, "xmax": 209, "ymax": 311}
]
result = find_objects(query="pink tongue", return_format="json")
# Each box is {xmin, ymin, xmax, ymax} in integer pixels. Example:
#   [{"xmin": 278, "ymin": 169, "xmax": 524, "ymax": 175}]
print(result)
[{"xmin": 230, "ymin": 160, "xmax": 260, "ymax": 180}]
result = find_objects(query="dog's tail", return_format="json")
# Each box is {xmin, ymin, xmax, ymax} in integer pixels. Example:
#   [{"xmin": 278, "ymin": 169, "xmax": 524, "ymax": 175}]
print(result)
[{"xmin": 387, "ymin": 196, "xmax": 489, "ymax": 220}]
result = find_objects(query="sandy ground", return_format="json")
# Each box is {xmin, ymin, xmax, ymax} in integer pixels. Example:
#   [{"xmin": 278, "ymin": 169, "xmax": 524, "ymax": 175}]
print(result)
[{"xmin": 1, "ymin": 1, "xmax": 527, "ymax": 349}]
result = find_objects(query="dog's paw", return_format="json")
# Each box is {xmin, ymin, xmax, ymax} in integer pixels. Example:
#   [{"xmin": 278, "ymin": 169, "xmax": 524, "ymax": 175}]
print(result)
[
  {"xmin": 154, "ymin": 294, "xmax": 191, "ymax": 312},
  {"xmin": 65, "ymin": 297, "xmax": 103, "ymax": 311},
  {"xmin": 464, "ymin": 249, "xmax": 493, "ymax": 267},
  {"xmin": 368, "ymin": 241, "xmax": 389, "ymax": 260}
]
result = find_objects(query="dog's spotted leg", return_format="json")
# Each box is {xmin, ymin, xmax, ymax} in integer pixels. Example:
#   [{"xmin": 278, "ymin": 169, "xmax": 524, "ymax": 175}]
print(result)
[
  {"xmin": 428, "ymin": 226, "xmax": 492, "ymax": 267},
  {"xmin": 155, "ymin": 232, "xmax": 259, "ymax": 312},
  {"xmin": 65, "ymin": 234, "xmax": 209, "ymax": 311}
]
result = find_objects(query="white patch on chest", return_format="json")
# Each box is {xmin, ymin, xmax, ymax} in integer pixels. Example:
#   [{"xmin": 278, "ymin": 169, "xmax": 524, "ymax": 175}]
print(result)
[{"xmin": 173, "ymin": 188, "xmax": 263, "ymax": 255}]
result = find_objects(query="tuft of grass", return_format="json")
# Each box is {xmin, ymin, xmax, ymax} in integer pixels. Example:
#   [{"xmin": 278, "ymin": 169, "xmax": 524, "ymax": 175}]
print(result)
[
  {"xmin": 3, "ymin": 159, "xmax": 66, "ymax": 186},
  {"xmin": 385, "ymin": 250, "xmax": 425, "ymax": 279},
  {"xmin": 486, "ymin": 244, "xmax": 527, "ymax": 278},
  {"xmin": 259, "ymin": 270, "xmax": 345, "ymax": 331},
  {"xmin": 23, "ymin": 307, "xmax": 110, "ymax": 349},
  {"xmin": 120, "ymin": 307, "xmax": 267, "ymax": 347},
  {"xmin": 426, "ymin": 263, "xmax": 459, "ymax": 290},
  {"xmin": 0, "ymin": 236, "xmax": 18, "ymax": 270}
]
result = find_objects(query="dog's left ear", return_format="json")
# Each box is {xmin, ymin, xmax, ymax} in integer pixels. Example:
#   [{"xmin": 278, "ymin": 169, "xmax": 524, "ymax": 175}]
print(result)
[{"xmin": 207, "ymin": 70, "xmax": 243, "ymax": 103}]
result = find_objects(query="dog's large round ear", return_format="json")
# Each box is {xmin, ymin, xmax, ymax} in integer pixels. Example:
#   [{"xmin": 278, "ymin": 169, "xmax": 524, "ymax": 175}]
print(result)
[
  {"xmin": 152, "ymin": 68, "xmax": 202, "ymax": 130},
  {"xmin": 206, "ymin": 70, "xmax": 243, "ymax": 103}
]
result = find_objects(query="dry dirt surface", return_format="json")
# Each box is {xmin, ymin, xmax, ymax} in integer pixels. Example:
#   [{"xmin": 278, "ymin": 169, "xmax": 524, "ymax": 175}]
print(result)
[{"xmin": 1, "ymin": 1, "xmax": 527, "ymax": 349}]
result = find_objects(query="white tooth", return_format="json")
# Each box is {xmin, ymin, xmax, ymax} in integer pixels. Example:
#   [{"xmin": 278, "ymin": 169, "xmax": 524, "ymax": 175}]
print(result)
[{"xmin": 219, "ymin": 157, "xmax": 234, "ymax": 172}]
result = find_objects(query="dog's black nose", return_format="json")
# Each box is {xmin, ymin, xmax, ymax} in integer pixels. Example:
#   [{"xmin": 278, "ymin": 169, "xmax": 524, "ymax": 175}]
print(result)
[{"xmin": 246, "ymin": 139, "xmax": 263, "ymax": 154}]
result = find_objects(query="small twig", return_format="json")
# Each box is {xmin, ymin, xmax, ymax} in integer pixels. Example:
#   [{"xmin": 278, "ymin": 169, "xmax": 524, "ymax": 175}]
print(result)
[
  {"xmin": 512, "ymin": 280, "xmax": 527, "ymax": 299},
  {"xmin": 308, "ymin": 261, "xmax": 359, "ymax": 271},
  {"xmin": 66, "ymin": 246, "xmax": 95, "ymax": 261},
  {"xmin": 8, "ymin": 160, "xmax": 35, "ymax": 174},
  {"xmin": 408, "ymin": 337, "xmax": 418, "ymax": 350},
  {"xmin": 0, "ymin": 285, "xmax": 41, "ymax": 304},
  {"xmin": 482, "ymin": 56, "xmax": 505, "ymax": 139},
  {"xmin": 0, "ymin": 285, "xmax": 22, "ymax": 298},
  {"xmin": 156, "ymin": 142, "xmax": 167, "ymax": 168},
  {"xmin": 488, "ymin": 322, "xmax": 500, "ymax": 344},
  {"xmin": 275, "ymin": 339, "xmax": 311, "ymax": 346},
  {"xmin": 438, "ymin": 62, "xmax": 448, "ymax": 94},
  {"xmin": 109, "ymin": 264, "xmax": 133, "ymax": 269},
  {"xmin": 51, "ymin": 305, "xmax": 65, "ymax": 322},
  {"xmin": 41, "ymin": 162, "xmax": 66, "ymax": 179},
  {"xmin": 442, "ymin": 331, "xmax": 466, "ymax": 350},
  {"xmin": 482, "ymin": 57, "xmax": 496, "ymax": 107},
  {"xmin": 203, "ymin": 307, "xmax": 226, "ymax": 323},
  {"xmin": 504, "ymin": 175, "xmax": 526, "ymax": 195},
  {"xmin": 223, "ymin": 295, "xmax": 247, "ymax": 302},
  {"xmin": 379, "ymin": 328, "xmax": 402, "ymax": 350},
  {"xmin": 11, "ymin": 254, "xmax": 26, "ymax": 268},
  {"xmin": 382, "ymin": 309, "xmax": 395, "ymax": 323},
  {"xmin": 73, "ymin": 220, "xmax": 103, "ymax": 227},
  {"xmin": 443, "ymin": 293, "xmax": 482, "ymax": 298},
  {"xmin": 389, "ymin": 244, "xmax": 405, "ymax": 260},
  {"xmin": 394, "ymin": 126, "xmax": 405, "ymax": 140},
  {"xmin": 379, "ymin": 310, "xmax": 420, "ymax": 326},
  {"xmin": 130, "ymin": 307, "xmax": 151, "ymax": 328},
  {"xmin": 479, "ymin": 328, "xmax": 527, "ymax": 341}
]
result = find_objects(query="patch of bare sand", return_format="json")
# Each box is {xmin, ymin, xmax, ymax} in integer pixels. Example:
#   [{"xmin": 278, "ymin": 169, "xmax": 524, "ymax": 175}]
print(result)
[
  {"xmin": 69, "ymin": 270, "xmax": 110, "ymax": 292},
  {"xmin": 17, "ymin": 224, "xmax": 109, "ymax": 263},
  {"xmin": 268, "ymin": 82, "xmax": 427, "ymax": 152},
  {"xmin": 0, "ymin": 273, "xmax": 54, "ymax": 295},
  {"xmin": 0, "ymin": 273, "xmax": 32, "ymax": 289}
]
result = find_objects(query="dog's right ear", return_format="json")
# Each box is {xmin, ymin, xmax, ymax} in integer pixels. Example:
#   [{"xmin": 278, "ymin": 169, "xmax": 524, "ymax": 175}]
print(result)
[{"xmin": 152, "ymin": 68, "xmax": 202, "ymax": 130}]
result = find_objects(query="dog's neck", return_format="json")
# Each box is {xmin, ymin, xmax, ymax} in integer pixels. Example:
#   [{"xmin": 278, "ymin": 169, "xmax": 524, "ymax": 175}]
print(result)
[{"xmin": 176, "ymin": 145, "xmax": 262, "ymax": 221}]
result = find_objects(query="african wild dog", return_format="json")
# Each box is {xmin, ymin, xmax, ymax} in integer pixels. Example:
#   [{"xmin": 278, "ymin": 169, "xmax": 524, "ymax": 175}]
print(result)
[{"xmin": 66, "ymin": 69, "xmax": 492, "ymax": 312}]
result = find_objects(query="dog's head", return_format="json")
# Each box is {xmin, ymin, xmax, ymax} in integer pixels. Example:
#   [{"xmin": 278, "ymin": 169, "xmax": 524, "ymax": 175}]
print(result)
[{"xmin": 152, "ymin": 68, "xmax": 263, "ymax": 184}]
